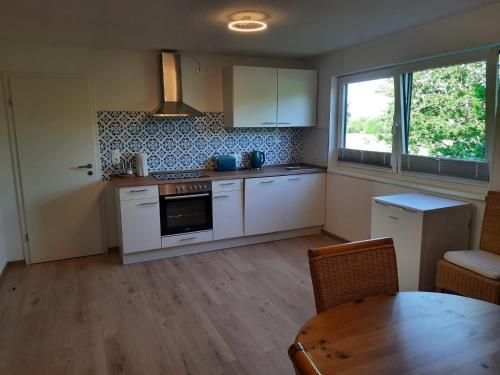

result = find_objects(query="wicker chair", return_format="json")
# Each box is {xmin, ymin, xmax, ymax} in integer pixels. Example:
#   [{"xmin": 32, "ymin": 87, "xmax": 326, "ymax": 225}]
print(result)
[
  {"xmin": 288, "ymin": 343, "xmax": 323, "ymax": 375},
  {"xmin": 436, "ymin": 191, "xmax": 500, "ymax": 304},
  {"xmin": 308, "ymin": 237, "xmax": 399, "ymax": 313}
]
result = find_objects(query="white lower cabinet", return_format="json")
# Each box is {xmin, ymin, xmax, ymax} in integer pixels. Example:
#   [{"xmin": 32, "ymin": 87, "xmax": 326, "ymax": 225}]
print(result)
[
  {"xmin": 120, "ymin": 197, "xmax": 161, "ymax": 254},
  {"xmin": 213, "ymin": 190, "xmax": 244, "ymax": 240},
  {"xmin": 286, "ymin": 173, "xmax": 326, "ymax": 229},
  {"xmin": 244, "ymin": 176, "xmax": 287, "ymax": 236}
]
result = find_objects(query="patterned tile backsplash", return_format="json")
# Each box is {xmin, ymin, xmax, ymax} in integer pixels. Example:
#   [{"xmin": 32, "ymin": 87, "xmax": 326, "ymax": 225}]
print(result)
[{"xmin": 97, "ymin": 111, "xmax": 303, "ymax": 178}]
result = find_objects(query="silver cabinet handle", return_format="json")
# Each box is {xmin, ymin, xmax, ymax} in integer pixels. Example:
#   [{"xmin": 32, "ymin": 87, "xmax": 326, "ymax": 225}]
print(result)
[
  {"xmin": 180, "ymin": 237, "xmax": 197, "ymax": 242},
  {"xmin": 259, "ymin": 180, "xmax": 274, "ymax": 184},
  {"xmin": 214, "ymin": 195, "xmax": 230, "ymax": 199},
  {"xmin": 388, "ymin": 215, "xmax": 400, "ymax": 221},
  {"xmin": 261, "ymin": 122, "xmax": 276, "ymax": 125},
  {"xmin": 220, "ymin": 182, "xmax": 236, "ymax": 186},
  {"xmin": 129, "ymin": 189, "xmax": 148, "ymax": 193},
  {"xmin": 288, "ymin": 177, "xmax": 301, "ymax": 181},
  {"xmin": 164, "ymin": 193, "xmax": 210, "ymax": 200},
  {"xmin": 138, "ymin": 202, "xmax": 157, "ymax": 206},
  {"xmin": 278, "ymin": 122, "xmax": 291, "ymax": 125}
]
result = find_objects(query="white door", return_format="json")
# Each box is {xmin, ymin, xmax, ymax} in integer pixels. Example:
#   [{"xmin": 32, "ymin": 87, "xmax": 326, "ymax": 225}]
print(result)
[
  {"xmin": 8, "ymin": 74, "xmax": 105, "ymax": 263},
  {"xmin": 371, "ymin": 201, "xmax": 423, "ymax": 291},
  {"xmin": 212, "ymin": 191, "xmax": 244, "ymax": 240},
  {"xmin": 244, "ymin": 177, "xmax": 286, "ymax": 236},
  {"xmin": 233, "ymin": 66, "xmax": 278, "ymax": 127},
  {"xmin": 286, "ymin": 173, "xmax": 326, "ymax": 230},
  {"xmin": 277, "ymin": 68, "xmax": 317, "ymax": 127},
  {"xmin": 120, "ymin": 198, "xmax": 161, "ymax": 253}
]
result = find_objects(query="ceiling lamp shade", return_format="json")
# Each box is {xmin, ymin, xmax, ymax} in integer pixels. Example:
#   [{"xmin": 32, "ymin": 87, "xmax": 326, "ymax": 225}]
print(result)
[{"xmin": 228, "ymin": 19, "xmax": 267, "ymax": 32}]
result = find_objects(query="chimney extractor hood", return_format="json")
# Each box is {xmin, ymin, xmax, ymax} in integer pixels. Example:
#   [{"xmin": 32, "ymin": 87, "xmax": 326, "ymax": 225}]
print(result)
[{"xmin": 152, "ymin": 52, "xmax": 204, "ymax": 118}]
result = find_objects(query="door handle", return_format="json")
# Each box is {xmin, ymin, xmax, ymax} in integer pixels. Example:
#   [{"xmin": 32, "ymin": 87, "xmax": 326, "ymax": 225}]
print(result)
[
  {"xmin": 77, "ymin": 163, "xmax": 92, "ymax": 169},
  {"xmin": 164, "ymin": 193, "xmax": 210, "ymax": 200}
]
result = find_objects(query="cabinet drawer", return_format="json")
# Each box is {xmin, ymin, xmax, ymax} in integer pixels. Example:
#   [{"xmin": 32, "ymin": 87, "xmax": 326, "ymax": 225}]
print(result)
[
  {"xmin": 213, "ymin": 179, "xmax": 243, "ymax": 192},
  {"xmin": 161, "ymin": 230, "xmax": 213, "ymax": 248},
  {"xmin": 119, "ymin": 185, "xmax": 158, "ymax": 201}
]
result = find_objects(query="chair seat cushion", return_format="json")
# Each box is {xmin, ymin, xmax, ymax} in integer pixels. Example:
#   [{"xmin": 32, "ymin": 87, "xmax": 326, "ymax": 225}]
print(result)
[{"xmin": 444, "ymin": 250, "xmax": 500, "ymax": 280}]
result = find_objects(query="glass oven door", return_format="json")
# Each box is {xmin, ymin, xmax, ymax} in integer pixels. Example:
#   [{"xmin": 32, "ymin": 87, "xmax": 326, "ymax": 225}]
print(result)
[{"xmin": 160, "ymin": 193, "xmax": 213, "ymax": 236}]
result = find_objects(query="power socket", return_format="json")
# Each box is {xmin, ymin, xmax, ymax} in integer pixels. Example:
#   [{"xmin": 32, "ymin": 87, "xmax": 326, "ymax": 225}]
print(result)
[{"xmin": 111, "ymin": 149, "xmax": 121, "ymax": 164}]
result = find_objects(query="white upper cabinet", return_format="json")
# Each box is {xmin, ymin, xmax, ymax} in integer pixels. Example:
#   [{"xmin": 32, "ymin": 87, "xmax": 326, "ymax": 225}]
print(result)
[
  {"xmin": 223, "ymin": 66, "xmax": 278, "ymax": 127},
  {"xmin": 286, "ymin": 173, "xmax": 325, "ymax": 229},
  {"xmin": 223, "ymin": 66, "xmax": 317, "ymax": 128},
  {"xmin": 277, "ymin": 68, "xmax": 317, "ymax": 127}
]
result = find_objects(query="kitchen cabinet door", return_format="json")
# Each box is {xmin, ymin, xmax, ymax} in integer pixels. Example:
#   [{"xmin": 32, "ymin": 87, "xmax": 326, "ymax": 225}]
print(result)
[
  {"xmin": 213, "ymin": 190, "xmax": 244, "ymax": 240},
  {"xmin": 286, "ymin": 173, "xmax": 326, "ymax": 230},
  {"xmin": 120, "ymin": 197, "xmax": 161, "ymax": 253},
  {"xmin": 224, "ymin": 66, "xmax": 278, "ymax": 127},
  {"xmin": 244, "ymin": 177, "xmax": 287, "ymax": 236},
  {"xmin": 277, "ymin": 68, "xmax": 317, "ymax": 127}
]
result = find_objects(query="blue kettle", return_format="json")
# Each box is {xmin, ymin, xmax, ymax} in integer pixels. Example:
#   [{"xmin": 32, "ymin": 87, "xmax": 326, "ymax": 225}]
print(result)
[{"xmin": 250, "ymin": 151, "xmax": 265, "ymax": 169}]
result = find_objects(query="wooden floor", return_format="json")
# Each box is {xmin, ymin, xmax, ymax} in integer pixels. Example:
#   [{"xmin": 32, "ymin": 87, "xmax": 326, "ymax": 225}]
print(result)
[{"xmin": 0, "ymin": 234, "xmax": 337, "ymax": 375}]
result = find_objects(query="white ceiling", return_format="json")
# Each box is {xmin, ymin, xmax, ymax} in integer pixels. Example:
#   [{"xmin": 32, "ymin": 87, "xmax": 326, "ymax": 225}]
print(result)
[{"xmin": 1, "ymin": 0, "xmax": 498, "ymax": 57}]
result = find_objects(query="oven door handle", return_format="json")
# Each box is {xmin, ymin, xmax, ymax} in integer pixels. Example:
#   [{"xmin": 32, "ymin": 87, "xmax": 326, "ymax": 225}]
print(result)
[{"xmin": 163, "ymin": 193, "xmax": 210, "ymax": 200}]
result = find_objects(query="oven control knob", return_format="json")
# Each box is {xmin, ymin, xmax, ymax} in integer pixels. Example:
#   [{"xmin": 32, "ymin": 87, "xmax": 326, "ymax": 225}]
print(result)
[
  {"xmin": 176, "ymin": 187, "xmax": 180, "ymax": 193},
  {"xmin": 188, "ymin": 186, "xmax": 193, "ymax": 191},
  {"xmin": 197, "ymin": 185, "xmax": 202, "ymax": 190}
]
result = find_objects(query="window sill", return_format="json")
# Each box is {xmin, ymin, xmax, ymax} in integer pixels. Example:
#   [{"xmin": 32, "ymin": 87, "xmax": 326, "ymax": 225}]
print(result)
[{"xmin": 328, "ymin": 163, "xmax": 488, "ymax": 202}]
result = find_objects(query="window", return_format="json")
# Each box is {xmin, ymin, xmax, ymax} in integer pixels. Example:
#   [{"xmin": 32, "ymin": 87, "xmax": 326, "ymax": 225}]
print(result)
[
  {"xmin": 337, "ymin": 49, "xmax": 499, "ymax": 183},
  {"xmin": 406, "ymin": 61, "xmax": 486, "ymax": 160},
  {"xmin": 338, "ymin": 75, "xmax": 395, "ymax": 168},
  {"xmin": 344, "ymin": 78, "xmax": 394, "ymax": 153}
]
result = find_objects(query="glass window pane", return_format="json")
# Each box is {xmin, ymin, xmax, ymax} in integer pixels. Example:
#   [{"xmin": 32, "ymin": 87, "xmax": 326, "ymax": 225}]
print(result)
[
  {"xmin": 407, "ymin": 61, "xmax": 486, "ymax": 161},
  {"xmin": 344, "ymin": 77, "xmax": 394, "ymax": 152}
]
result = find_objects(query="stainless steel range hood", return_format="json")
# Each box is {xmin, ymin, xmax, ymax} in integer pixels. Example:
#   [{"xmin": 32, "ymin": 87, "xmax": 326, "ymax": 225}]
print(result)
[{"xmin": 152, "ymin": 51, "xmax": 204, "ymax": 118}]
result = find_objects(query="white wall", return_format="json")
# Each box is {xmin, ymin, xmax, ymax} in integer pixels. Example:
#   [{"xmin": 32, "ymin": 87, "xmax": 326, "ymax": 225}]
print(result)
[
  {"xmin": 309, "ymin": 3, "xmax": 500, "ymax": 245},
  {"xmin": 0, "ymin": 42, "xmax": 309, "ymax": 258}
]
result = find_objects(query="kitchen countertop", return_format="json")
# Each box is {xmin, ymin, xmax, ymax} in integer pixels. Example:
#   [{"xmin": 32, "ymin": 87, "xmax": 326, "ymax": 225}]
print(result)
[{"xmin": 110, "ymin": 164, "xmax": 326, "ymax": 188}]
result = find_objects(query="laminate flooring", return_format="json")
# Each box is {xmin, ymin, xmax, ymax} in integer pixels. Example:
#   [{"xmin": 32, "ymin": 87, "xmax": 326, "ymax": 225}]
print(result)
[{"xmin": 0, "ymin": 234, "xmax": 337, "ymax": 375}]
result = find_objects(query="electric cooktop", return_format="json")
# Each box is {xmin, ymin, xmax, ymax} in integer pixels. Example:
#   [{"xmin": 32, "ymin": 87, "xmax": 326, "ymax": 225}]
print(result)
[{"xmin": 152, "ymin": 172, "xmax": 209, "ymax": 181}]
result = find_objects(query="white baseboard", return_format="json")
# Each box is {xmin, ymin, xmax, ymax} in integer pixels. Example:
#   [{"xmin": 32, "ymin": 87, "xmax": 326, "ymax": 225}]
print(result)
[{"xmin": 121, "ymin": 226, "xmax": 322, "ymax": 264}]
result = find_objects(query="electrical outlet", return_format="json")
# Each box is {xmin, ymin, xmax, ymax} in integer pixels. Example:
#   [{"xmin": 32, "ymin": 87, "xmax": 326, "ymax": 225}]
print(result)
[{"xmin": 111, "ymin": 149, "xmax": 121, "ymax": 164}]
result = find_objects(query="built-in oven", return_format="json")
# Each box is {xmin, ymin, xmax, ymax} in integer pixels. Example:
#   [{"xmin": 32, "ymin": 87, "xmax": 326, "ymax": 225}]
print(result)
[{"xmin": 159, "ymin": 181, "xmax": 213, "ymax": 236}]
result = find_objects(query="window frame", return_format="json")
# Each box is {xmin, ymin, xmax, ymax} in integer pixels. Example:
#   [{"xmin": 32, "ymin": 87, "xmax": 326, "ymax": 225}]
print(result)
[{"xmin": 334, "ymin": 47, "xmax": 499, "ymax": 185}]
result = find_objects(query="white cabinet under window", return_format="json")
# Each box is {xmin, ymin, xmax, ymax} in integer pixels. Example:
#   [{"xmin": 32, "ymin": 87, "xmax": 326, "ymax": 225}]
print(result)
[
  {"xmin": 212, "ymin": 179, "xmax": 244, "ymax": 240},
  {"xmin": 286, "ymin": 173, "xmax": 326, "ymax": 229},
  {"xmin": 371, "ymin": 193, "xmax": 471, "ymax": 292},
  {"xmin": 244, "ymin": 176, "xmax": 287, "ymax": 236},
  {"xmin": 223, "ymin": 66, "xmax": 317, "ymax": 128},
  {"xmin": 119, "ymin": 188, "xmax": 161, "ymax": 254}
]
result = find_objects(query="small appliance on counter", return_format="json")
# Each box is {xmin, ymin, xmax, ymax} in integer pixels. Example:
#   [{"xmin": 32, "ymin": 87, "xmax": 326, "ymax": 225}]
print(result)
[
  {"xmin": 250, "ymin": 150, "xmax": 265, "ymax": 169},
  {"xmin": 135, "ymin": 152, "xmax": 149, "ymax": 177},
  {"xmin": 215, "ymin": 155, "xmax": 237, "ymax": 171}
]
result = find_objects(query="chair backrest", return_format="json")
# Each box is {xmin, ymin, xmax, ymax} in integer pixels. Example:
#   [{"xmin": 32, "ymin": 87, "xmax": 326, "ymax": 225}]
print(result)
[
  {"xmin": 480, "ymin": 191, "xmax": 500, "ymax": 255},
  {"xmin": 288, "ymin": 343, "xmax": 323, "ymax": 375},
  {"xmin": 308, "ymin": 238, "xmax": 399, "ymax": 313}
]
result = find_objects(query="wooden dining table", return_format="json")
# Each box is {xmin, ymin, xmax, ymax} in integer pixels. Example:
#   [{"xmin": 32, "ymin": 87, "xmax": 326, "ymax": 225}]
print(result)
[{"xmin": 294, "ymin": 292, "xmax": 500, "ymax": 374}]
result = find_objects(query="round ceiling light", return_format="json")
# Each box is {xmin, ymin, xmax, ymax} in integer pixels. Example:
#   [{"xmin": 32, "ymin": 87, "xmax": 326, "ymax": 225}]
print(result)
[
  {"xmin": 228, "ymin": 19, "xmax": 267, "ymax": 33},
  {"xmin": 227, "ymin": 11, "xmax": 268, "ymax": 33}
]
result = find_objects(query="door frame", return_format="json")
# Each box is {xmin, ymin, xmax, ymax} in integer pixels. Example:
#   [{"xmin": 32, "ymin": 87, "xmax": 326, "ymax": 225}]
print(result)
[{"xmin": 2, "ymin": 72, "xmax": 107, "ymax": 264}]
